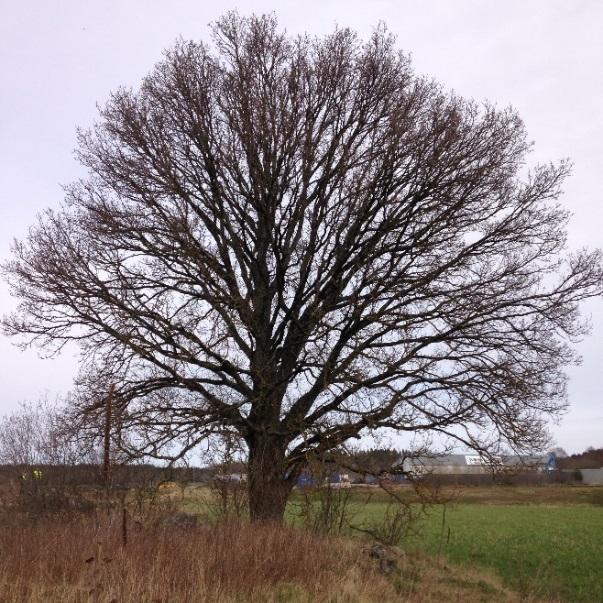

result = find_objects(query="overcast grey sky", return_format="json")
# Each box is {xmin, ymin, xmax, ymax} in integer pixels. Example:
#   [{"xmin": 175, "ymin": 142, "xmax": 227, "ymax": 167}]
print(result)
[{"xmin": 0, "ymin": 0, "xmax": 601, "ymax": 453}]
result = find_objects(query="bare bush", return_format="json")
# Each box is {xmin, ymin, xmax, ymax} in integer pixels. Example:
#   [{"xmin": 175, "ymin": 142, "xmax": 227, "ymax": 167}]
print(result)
[
  {"xmin": 204, "ymin": 432, "xmax": 249, "ymax": 520},
  {"xmin": 0, "ymin": 399, "xmax": 100, "ymax": 517},
  {"xmin": 0, "ymin": 398, "xmax": 97, "ymax": 467},
  {"xmin": 293, "ymin": 454, "xmax": 356, "ymax": 535}
]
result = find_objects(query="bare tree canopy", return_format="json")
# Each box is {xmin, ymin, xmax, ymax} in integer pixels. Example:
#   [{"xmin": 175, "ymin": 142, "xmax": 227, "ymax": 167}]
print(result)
[
  {"xmin": 0, "ymin": 399, "xmax": 97, "ymax": 467},
  {"xmin": 2, "ymin": 13, "xmax": 601, "ymax": 520}
]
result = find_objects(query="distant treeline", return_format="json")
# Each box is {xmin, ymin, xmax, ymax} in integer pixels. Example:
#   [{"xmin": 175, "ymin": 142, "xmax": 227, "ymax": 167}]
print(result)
[
  {"xmin": 558, "ymin": 448, "xmax": 603, "ymax": 470},
  {"xmin": 0, "ymin": 463, "xmax": 212, "ymax": 487},
  {"xmin": 3, "ymin": 446, "xmax": 599, "ymax": 488}
]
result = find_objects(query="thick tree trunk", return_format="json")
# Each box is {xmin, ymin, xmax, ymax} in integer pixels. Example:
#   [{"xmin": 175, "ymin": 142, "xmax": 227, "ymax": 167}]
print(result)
[{"xmin": 247, "ymin": 434, "xmax": 293, "ymax": 522}]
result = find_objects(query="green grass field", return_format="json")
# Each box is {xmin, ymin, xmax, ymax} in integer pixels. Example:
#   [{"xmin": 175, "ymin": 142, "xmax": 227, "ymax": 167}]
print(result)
[
  {"xmin": 341, "ymin": 486, "xmax": 603, "ymax": 603},
  {"xmin": 182, "ymin": 483, "xmax": 603, "ymax": 601}
]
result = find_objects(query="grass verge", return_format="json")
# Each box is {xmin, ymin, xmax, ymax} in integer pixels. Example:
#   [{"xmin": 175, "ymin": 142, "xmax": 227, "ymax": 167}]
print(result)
[{"xmin": 0, "ymin": 514, "xmax": 525, "ymax": 602}]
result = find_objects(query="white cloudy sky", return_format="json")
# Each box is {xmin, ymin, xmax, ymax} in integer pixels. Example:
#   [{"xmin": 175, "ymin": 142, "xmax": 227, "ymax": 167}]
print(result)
[{"xmin": 0, "ymin": 0, "xmax": 601, "ymax": 453}]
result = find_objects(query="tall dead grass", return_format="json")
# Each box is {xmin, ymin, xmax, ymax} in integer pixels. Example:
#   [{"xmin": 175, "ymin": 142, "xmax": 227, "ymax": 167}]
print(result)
[
  {"xmin": 0, "ymin": 515, "xmax": 396, "ymax": 602},
  {"xmin": 0, "ymin": 513, "xmax": 531, "ymax": 603}
]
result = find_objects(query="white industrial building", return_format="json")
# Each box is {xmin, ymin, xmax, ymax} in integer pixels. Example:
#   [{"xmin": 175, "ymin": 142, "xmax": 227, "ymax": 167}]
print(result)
[{"xmin": 401, "ymin": 452, "xmax": 558, "ymax": 476}]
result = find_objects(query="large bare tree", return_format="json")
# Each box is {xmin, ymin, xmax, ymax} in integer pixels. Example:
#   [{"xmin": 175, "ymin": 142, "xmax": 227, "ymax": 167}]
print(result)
[{"xmin": 3, "ymin": 14, "xmax": 601, "ymax": 520}]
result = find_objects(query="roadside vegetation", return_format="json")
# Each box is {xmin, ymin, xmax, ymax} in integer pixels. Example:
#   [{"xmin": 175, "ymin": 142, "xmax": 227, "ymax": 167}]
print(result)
[
  {"xmin": 0, "ymin": 512, "xmax": 533, "ymax": 603},
  {"xmin": 2, "ymin": 474, "xmax": 602, "ymax": 602}
]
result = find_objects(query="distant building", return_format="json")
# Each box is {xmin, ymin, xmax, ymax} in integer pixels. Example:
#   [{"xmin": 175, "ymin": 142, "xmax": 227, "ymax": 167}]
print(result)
[
  {"xmin": 403, "ymin": 454, "xmax": 491, "ymax": 475},
  {"xmin": 580, "ymin": 468, "xmax": 603, "ymax": 485},
  {"xmin": 213, "ymin": 473, "xmax": 247, "ymax": 483},
  {"xmin": 295, "ymin": 472, "xmax": 351, "ymax": 488},
  {"xmin": 402, "ymin": 452, "xmax": 554, "ymax": 476}
]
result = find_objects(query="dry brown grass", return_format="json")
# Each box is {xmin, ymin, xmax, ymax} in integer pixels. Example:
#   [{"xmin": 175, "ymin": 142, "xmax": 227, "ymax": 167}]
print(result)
[{"xmin": 0, "ymin": 513, "xmax": 530, "ymax": 602}]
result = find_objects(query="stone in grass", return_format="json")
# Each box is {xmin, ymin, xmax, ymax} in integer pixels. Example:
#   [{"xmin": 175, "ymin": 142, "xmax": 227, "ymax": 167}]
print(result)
[
  {"xmin": 159, "ymin": 512, "xmax": 198, "ymax": 528},
  {"xmin": 367, "ymin": 543, "xmax": 404, "ymax": 574}
]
